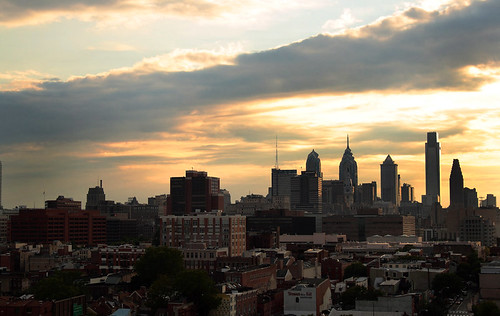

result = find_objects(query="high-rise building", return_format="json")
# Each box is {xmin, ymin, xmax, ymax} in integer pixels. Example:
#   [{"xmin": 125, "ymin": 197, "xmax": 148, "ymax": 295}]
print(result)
[
  {"xmin": 381, "ymin": 155, "xmax": 399, "ymax": 206},
  {"xmin": 45, "ymin": 195, "xmax": 82, "ymax": 210},
  {"xmin": 339, "ymin": 135, "xmax": 358, "ymax": 189},
  {"xmin": 401, "ymin": 183, "xmax": 414, "ymax": 203},
  {"xmin": 291, "ymin": 171, "xmax": 323, "ymax": 214},
  {"xmin": 86, "ymin": 180, "xmax": 106, "ymax": 210},
  {"xmin": 425, "ymin": 132, "xmax": 441, "ymax": 202},
  {"xmin": 464, "ymin": 187, "xmax": 478, "ymax": 209},
  {"xmin": 271, "ymin": 168, "xmax": 297, "ymax": 207},
  {"xmin": 306, "ymin": 149, "xmax": 322, "ymax": 177},
  {"xmin": 449, "ymin": 159, "xmax": 464, "ymax": 208},
  {"xmin": 481, "ymin": 194, "xmax": 497, "ymax": 208},
  {"xmin": 167, "ymin": 170, "xmax": 224, "ymax": 215}
]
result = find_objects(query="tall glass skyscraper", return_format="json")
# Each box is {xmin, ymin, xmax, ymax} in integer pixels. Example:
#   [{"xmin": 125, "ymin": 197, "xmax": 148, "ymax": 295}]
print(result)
[{"xmin": 425, "ymin": 132, "xmax": 441, "ymax": 202}]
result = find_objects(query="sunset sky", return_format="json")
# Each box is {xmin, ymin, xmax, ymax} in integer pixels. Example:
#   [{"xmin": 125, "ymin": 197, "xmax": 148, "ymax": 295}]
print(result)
[{"xmin": 1, "ymin": 0, "xmax": 499, "ymax": 209}]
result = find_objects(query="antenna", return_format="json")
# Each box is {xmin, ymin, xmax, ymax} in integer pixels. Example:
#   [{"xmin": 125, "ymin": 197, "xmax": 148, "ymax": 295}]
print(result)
[{"xmin": 275, "ymin": 135, "xmax": 279, "ymax": 169}]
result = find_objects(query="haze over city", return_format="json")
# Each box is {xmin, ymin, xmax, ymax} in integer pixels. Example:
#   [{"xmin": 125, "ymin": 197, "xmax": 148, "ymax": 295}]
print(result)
[{"xmin": 1, "ymin": 0, "xmax": 500, "ymax": 208}]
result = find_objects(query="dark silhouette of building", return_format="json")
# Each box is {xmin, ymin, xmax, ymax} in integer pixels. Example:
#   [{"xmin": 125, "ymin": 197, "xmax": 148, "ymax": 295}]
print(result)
[
  {"xmin": 167, "ymin": 170, "xmax": 224, "ymax": 215},
  {"xmin": 86, "ymin": 180, "xmax": 105, "ymax": 210},
  {"xmin": 401, "ymin": 183, "xmax": 414, "ymax": 203},
  {"xmin": 464, "ymin": 187, "xmax": 478, "ymax": 209},
  {"xmin": 322, "ymin": 209, "xmax": 415, "ymax": 241},
  {"xmin": 45, "ymin": 195, "xmax": 82, "ymax": 210},
  {"xmin": 339, "ymin": 135, "xmax": 358, "ymax": 188},
  {"xmin": 306, "ymin": 149, "xmax": 322, "ymax": 177},
  {"xmin": 323, "ymin": 180, "xmax": 349, "ymax": 213},
  {"xmin": 271, "ymin": 168, "xmax": 297, "ymax": 209},
  {"xmin": 8, "ymin": 208, "xmax": 106, "ymax": 245},
  {"xmin": 291, "ymin": 171, "xmax": 322, "ymax": 213},
  {"xmin": 0, "ymin": 160, "xmax": 2, "ymax": 209},
  {"xmin": 425, "ymin": 132, "xmax": 441, "ymax": 202},
  {"xmin": 449, "ymin": 159, "xmax": 464, "ymax": 208},
  {"xmin": 381, "ymin": 155, "xmax": 399, "ymax": 206}
]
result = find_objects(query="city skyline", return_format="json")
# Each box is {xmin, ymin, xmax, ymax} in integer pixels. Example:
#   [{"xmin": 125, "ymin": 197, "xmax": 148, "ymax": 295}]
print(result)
[{"xmin": 1, "ymin": 0, "xmax": 500, "ymax": 208}]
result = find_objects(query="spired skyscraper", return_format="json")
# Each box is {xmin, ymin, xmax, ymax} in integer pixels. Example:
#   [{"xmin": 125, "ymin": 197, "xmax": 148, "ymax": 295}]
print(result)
[
  {"xmin": 339, "ymin": 135, "xmax": 358, "ymax": 191},
  {"xmin": 381, "ymin": 155, "xmax": 400, "ymax": 206},
  {"xmin": 425, "ymin": 132, "xmax": 441, "ymax": 204},
  {"xmin": 306, "ymin": 149, "xmax": 322, "ymax": 177}
]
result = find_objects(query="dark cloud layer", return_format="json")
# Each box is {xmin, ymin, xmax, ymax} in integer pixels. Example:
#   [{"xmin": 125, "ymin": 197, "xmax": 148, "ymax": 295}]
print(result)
[{"xmin": 1, "ymin": 0, "xmax": 500, "ymax": 148}]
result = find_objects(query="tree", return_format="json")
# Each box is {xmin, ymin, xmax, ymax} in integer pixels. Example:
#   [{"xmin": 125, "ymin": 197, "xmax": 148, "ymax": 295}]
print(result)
[
  {"xmin": 343, "ymin": 262, "xmax": 367, "ymax": 280},
  {"xmin": 134, "ymin": 246, "xmax": 184, "ymax": 286},
  {"xmin": 173, "ymin": 270, "xmax": 221, "ymax": 316},
  {"xmin": 32, "ymin": 271, "xmax": 85, "ymax": 300},
  {"xmin": 473, "ymin": 301, "xmax": 500, "ymax": 316},
  {"xmin": 431, "ymin": 273, "xmax": 463, "ymax": 298},
  {"xmin": 147, "ymin": 274, "xmax": 175, "ymax": 313},
  {"xmin": 340, "ymin": 286, "xmax": 382, "ymax": 310}
]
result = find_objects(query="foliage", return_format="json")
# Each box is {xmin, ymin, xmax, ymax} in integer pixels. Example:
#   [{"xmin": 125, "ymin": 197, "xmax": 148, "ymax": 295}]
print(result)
[
  {"xmin": 472, "ymin": 301, "xmax": 500, "ymax": 316},
  {"xmin": 340, "ymin": 286, "xmax": 382, "ymax": 310},
  {"xmin": 431, "ymin": 273, "xmax": 463, "ymax": 298},
  {"xmin": 173, "ymin": 270, "xmax": 221, "ymax": 316},
  {"xmin": 32, "ymin": 271, "xmax": 85, "ymax": 300},
  {"xmin": 134, "ymin": 246, "xmax": 184, "ymax": 286},
  {"xmin": 147, "ymin": 274, "xmax": 175, "ymax": 312},
  {"xmin": 401, "ymin": 244, "xmax": 414, "ymax": 252},
  {"xmin": 420, "ymin": 300, "xmax": 447, "ymax": 316},
  {"xmin": 457, "ymin": 251, "xmax": 481, "ymax": 284},
  {"xmin": 343, "ymin": 262, "xmax": 367, "ymax": 280}
]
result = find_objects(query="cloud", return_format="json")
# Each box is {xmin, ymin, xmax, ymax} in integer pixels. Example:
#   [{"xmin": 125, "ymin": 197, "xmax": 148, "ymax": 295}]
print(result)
[
  {"xmin": 0, "ymin": 0, "xmax": 324, "ymax": 28},
  {"xmin": 322, "ymin": 9, "xmax": 361, "ymax": 32}
]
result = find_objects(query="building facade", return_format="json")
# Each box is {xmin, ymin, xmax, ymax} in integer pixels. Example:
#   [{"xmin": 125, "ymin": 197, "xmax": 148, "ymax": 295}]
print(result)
[
  {"xmin": 167, "ymin": 170, "xmax": 224, "ymax": 215},
  {"xmin": 449, "ymin": 159, "xmax": 465, "ymax": 208},
  {"xmin": 425, "ymin": 131, "xmax": 441, "ymax": 202},
  {"xmin": 8, "ymin": 209, "xmax": 106, "ymax": 245},
  {"xmin": 159, "ymin": 213, "xmax": 246, "ymax": 257},
  {"xmin": 381, "ymin": 155, "xmax": 399, "ymax": 206}
]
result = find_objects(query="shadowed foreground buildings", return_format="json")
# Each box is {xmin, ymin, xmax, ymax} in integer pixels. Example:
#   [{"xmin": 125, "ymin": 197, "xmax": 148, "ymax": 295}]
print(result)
[{"xmin": 8, "ymin": 208, "xmax": 106, "ymax": 245}]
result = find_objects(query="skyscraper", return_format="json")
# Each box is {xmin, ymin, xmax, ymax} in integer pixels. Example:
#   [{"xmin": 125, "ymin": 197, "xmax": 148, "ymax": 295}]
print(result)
[
  {"xmin": 339, "ymin": 136, "xmax": 358, "ymax": 188},
  {"xmin": 381, "ymin": 155, "xmax": 399, "ymax": 206},
  {"xmin": 306, "ymin": 149, "xmax": 322, "ymax": 177},
  {"xmin": 425, "ymin": 132, "xmax": 441, "ymax": 202},
  {"xmin": 449, "ymin": 159, "xmax": 464, "ymax": 208},
  {"xmin": 86, "ymin": 180, "xmax": 106, "ymax": 210}
]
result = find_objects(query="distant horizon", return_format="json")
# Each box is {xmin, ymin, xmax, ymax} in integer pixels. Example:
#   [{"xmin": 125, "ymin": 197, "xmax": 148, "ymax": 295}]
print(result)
[{"xmin": 1, "ymin": 0, "xmax": 499, "ymax": 209}]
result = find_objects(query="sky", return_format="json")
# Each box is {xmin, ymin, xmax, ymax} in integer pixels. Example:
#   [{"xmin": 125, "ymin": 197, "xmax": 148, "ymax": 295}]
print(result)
[{"xmin": 1, "ymin": 0, "xmax": 499, "ymax": 209}]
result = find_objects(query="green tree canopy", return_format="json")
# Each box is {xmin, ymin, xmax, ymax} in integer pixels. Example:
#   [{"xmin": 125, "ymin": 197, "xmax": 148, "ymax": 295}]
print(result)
[
  {"xmin": 431, "ymin": 273, "xmax": 463, "ymax": 298},
  {"xmin": 32, "ymin": 271, "xmax": 85, "ymax": 300},
  {"xmin": 173, "ymin": 270, "xmax": 221, "ymax": 316},
  {"xmin": 147, "ymin": 274, "xmax": 175, "ymax": 312},
  {"xmin": 340, "ymin": 286, "xmax": 382, "ymax": 310},
  {"xmin": 134, "ymin": 246, "xmax": 184, "ymax": 286},
  {"xmin": 343, "ymin": 262, "xmax": 368, "ymax": 280}
]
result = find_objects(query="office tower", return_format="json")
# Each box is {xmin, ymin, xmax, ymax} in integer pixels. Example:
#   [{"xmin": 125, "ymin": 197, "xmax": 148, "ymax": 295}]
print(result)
[
  {"xmin": 481, "ymin": 194, "xmax": 497, "ymax": 208},
  {"xmin": 306, "ymin": 149, "xmax": 322, "ymax": 177},
  {"xmin": 167, "ymin": 170, "xmax": 224, "ymax": 215},
  {"xmin": 401, "ymin": 183, "xmax": 414, "ymax": 203},
  {"xmin": 360, "ymin": 182, "xmax": 377, "ymax": 205},
  {"xmin": 271, "ymin": 168, "xmax": 297, "ymax": 209},
  {"xmin": 381, "ymin": 155, "xmax": 399, "ymax": 206},
  {"xmin": 339, "ymin": 135, "xmax": 358, "ymax": 188},
  {"xmin": 291, "ymin": 171, "xmax": 322, "ymax": 213},
  {"xmin": 463, "ymin": 187, "xmax": 478, "ymax": 209},
  {"xmin": 425, "ymin": 132, "xmax": 441, "ymax": 201},
  {"xmin": 86, "ymin": 180, "xmax": 106, "ymax": 210},
  {"xmin": 291, "ymin": 150, "xmax": 323, "ymax": 213},
  {"xmin": 449, "ymin": 159, "xmax": 464, "ymax": 208}
]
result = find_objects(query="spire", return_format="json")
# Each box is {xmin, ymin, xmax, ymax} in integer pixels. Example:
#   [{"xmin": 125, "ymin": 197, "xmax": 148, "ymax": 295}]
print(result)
[
  {"xmin": 275, "ymin": 135, "xmax": 279, "ymax": 169},
  {"xmin": 347, "ymin": 134, "xmax": 350, "ymax": 149}
]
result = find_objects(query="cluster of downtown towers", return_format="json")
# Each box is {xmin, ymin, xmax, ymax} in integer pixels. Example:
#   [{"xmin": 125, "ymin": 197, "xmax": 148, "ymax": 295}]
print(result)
[{"xmin": 264, "ymin": 132, "xmax": 465, "ymax": 215}]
